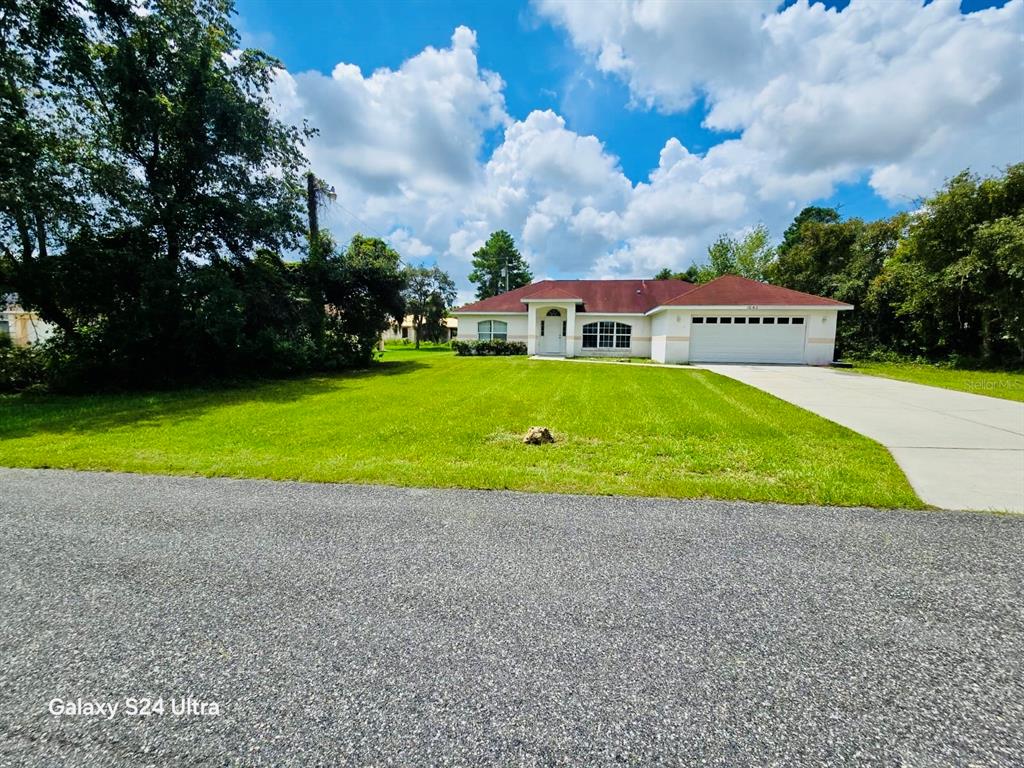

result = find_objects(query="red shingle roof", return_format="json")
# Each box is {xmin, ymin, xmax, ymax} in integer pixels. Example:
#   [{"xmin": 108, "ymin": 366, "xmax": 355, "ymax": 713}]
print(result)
[
  {"xmin": 455, "ymin": 275, "xmax": 849, "ymax": 314},
  {"xmin": 455, "ymin": 279, "xmax": 694, "ymax": 314},
  {"xmin": 660, "ymin": 275, "xmax": 852, "ymax": 308}
]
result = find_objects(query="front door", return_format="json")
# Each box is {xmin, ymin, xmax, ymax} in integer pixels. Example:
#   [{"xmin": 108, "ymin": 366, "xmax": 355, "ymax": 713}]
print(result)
[{"xmin": 541, "ymin": 310, "xmax": 564, "ymax": 355}]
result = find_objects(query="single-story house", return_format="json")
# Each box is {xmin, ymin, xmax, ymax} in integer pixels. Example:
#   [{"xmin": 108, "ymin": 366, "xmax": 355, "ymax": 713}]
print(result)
[
  {"xmin": 0, "ymin": 305, "xmax": 54, "ymax": 347},
  {"xmin": 452, "ymin": 275, "xmax": 853, "ymax": 365},
  {"xmin": 382, "ymin": 315, "xmax": 458, "ymax": 344}
]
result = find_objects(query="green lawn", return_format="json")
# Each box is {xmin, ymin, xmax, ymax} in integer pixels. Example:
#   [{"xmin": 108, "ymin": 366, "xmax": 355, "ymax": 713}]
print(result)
[
  {"xmin": 0, "ymin": 350, "xmax": 922, "ymax": 508},
  {"xmin": 849, "ymin": 360, "xmax": 1024, "ymax": 402}
]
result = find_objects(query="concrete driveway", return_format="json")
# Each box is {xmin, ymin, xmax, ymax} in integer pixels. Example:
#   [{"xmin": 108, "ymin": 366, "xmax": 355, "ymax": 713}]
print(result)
[{"xmin": 701, "ymin": 365, "xmax": 1024, "ymax": 512}]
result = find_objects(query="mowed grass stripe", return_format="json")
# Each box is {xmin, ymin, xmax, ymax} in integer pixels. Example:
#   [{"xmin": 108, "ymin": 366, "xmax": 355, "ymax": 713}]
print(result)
[
  {"xmin": 0, "ymin": 350, "xmax": 922, "ymax": 507},
  {"xmin": 849, "ymin": 360, "xmax": 1024, "ymax": 403}
]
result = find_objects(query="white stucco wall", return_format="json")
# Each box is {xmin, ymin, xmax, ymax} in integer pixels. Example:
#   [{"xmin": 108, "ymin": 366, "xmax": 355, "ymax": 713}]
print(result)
[
  {"xmin": 650, "ymin": 311, "xmax": 691, "ymax": 363},
  {"xmin": 455, "ymin": 307, "xmax": 842, "ymax": 364},
  {"xmin": 571, "ymin": 314, "xmax": 651, "ymax": 358},
  {"xmin": 454, "ymin": 310, "xmax": 653, "ymax": 358},
  {"xmin": 455, "ymin": 314, "xmax": 529, "ymax": 343},
  {"xmin": 802, "ymin": 310, "xmax": 839, "ymax": 365}
]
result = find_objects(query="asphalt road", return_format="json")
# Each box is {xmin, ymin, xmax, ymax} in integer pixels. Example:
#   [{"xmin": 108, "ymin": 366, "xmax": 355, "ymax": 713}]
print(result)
[{"xmin": 1, "ymin": 469, "xmax": 1021, "ymax": 766}]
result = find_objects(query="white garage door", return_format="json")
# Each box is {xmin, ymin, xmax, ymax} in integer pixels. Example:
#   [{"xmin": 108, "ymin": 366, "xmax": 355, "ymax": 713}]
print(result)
[{"xmin": 690, "ymin": 315, "xmax": 807, "ymax": 363}]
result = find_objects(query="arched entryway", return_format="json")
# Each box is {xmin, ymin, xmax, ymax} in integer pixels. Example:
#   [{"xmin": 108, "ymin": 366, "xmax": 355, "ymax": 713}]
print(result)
[{"xmin": 539, "ymin": 307, "xmax": 565, "ymax": 355}]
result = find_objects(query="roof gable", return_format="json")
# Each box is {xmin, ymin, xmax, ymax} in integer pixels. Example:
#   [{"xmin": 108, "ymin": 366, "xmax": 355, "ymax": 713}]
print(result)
[{"xmin": 521, "ymin": 286, "xmax": 582, "ymax": 301}]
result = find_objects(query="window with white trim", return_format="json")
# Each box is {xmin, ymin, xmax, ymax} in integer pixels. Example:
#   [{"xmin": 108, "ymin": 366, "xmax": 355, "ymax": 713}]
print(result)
[
  {"xmin": 477, "ymin": 320, "xmax": 508, "ymax": 341},
  {"xmin": 581, "ymin": 321, "xmax": 631, "ymax": 349}
]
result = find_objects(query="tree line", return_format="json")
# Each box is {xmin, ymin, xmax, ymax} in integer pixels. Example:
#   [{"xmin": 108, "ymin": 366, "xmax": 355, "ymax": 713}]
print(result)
[
  {"xmin": 0, "ymin": 0, "xmax": 470, "ymax": 389},
  {"xmin": 655, "ymin": 165, "xmax": 1024, "ymax": 366}
]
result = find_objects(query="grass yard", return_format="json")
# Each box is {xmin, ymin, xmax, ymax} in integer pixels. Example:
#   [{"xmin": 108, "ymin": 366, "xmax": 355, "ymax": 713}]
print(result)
[
  {"xmin": 849, "ymin": 360, "xmax": 1024, "ymax": 403},
  {"xmin": 0, "ymin": 349, "xmax": 922, "ymax": 508}
]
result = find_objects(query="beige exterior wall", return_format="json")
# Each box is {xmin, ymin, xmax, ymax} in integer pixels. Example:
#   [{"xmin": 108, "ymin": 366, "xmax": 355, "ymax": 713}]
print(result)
[
  {"xmin": 382, "ymin": 316, "xmax": 457, "ymax": 344},
  {"xmin": 1, "ymin": 309, "xmax": 54, "ymax": 347}
]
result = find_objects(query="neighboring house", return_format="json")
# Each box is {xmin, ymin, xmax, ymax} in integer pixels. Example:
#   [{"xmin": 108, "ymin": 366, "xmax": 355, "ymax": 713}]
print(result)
[
  {"xmin": 382, "ymin": 315, "xmax": 458, "ymax": 344},
  {"xmin": 452, "ymin": 275, "xmax": 853, "ymax": 365},
  {"xmin": 0, "ymin": 305, "xmax": 54, "ymax": 347}
]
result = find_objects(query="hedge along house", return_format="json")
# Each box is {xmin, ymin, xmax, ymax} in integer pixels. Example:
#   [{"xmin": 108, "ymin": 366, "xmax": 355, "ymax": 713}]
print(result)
[{"xmin": 452, "ymin": 275, "xmax": 853, "ymax": 365}]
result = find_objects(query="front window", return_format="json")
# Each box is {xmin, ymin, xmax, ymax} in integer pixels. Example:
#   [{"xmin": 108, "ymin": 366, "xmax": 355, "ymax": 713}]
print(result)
[
  {"xmin": 581, "ymin": 321, "xmax": 631, "ymax": 349},
  {"xmin": 477, "ymin": 320, "xmax": 507, "ymax": 341}
]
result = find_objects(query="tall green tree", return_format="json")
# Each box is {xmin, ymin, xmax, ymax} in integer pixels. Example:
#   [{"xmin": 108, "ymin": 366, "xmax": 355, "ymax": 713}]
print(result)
[
  {"xmin": 694, "ymin": 225, "xmax": 775, "ymax": 283},
  {"xmin": 654, "ymin": 265, "xmax": 702, "ymax": 282},
  {"xmin": 0, "ymin": 0, "xmax": 97, "ymax": 333},
  {"xmin": 309, "ymin": 234, "xmax": 406, "ymax": 367},
  {"xmin": 403, "ymin": 265, "xmax": 456, "ymax": 348},
  {"xmin": 770, "ymin": 166, "xmax": 1024, "ymax": 364},
  {"xmin": 1, "ymin": 0, "xmax": 323, "ymax": 387},
  {"xmin": 881, "ymin": 165, "xmax": 1024, "ymax": 363},
  {"xmin": 468, "ymin": 230, "xmax": 531, "ymax": 299},
  {"xmin": 778, "ymin": 205, "xmax": 841, "ymax": 257},
  {"xmin": 0, "ymin": 0, "xmax": 412, "ymax": 390},
  {"xmin": 771, "ymin": 209, "xmax": 914, "ymax": 356},
  {"xmin": 768, "ymin": 214, "xmax": 861, "ymax": 296}
]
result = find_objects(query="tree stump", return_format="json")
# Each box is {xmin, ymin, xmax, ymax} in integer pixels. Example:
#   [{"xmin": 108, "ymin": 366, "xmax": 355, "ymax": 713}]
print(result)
[{"xmin": 523, "ymin": 426, "xmax": 555, "ymax": 445}]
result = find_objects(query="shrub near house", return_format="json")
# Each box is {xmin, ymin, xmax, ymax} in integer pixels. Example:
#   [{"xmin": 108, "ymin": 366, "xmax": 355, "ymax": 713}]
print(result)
[{"xmin": 452, "ymin": 339, "xmax": 527, "ymax": 356}]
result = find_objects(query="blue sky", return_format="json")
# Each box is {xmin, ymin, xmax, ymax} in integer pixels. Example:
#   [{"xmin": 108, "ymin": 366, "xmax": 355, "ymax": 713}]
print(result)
[
  {"xmin": 234, "ymin": 0, "xmax": 1021, "ymax": 290},
  {"xmin": 236, "ymin": 0, "xmax": 738, "ymax": 179}
]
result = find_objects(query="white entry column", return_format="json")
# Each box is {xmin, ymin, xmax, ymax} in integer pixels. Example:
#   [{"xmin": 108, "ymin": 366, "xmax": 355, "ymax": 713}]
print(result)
[
  {"xmin": 526, "ymin": 307, "xmax": 538, "ymax": 355},
  {"xmin": 565, "ymin": 303, "xmax": 576, "ymax": 358}
]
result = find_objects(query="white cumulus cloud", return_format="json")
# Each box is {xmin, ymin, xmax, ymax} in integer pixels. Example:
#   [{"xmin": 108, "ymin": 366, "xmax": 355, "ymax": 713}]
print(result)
[
  {"xmin": 539, "ymin": 0, "xmax": 1024, "ymax": 203},
  {"xmin": 265, "ymin": 2, "xmax": 1023, "ymax": 291}
]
